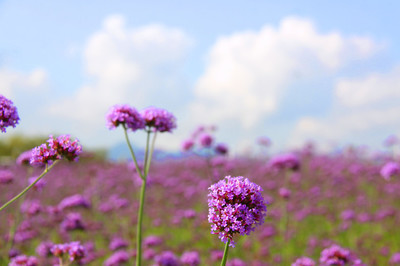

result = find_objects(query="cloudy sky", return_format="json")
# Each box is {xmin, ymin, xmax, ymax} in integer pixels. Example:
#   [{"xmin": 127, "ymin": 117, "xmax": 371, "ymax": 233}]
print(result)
[{"xmin": 1, "ymin": 0, "xmax": 400, "ymax": 154}]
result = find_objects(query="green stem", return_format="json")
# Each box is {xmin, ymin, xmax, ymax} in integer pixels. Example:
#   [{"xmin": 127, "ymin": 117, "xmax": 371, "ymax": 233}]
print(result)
[
  {"xmin": 0, "ymin": 162, "xmax": 58, "ymax": 212},
  {"xmin": 136, "ymin": 179, "xmax": 146, "ymax": 266},
  {"xmin": 143, "ymin": 129, "xmax": 151, "ymax": 176},
  {"xmin": 123, "ymin": 124, "xmax": 144, "ymax": 180},
  {"xmin": 144, "ymin": 131, "xmax": 157, "ymax": 177},
  {"xmin": 220, "ymin": 239, "xmax": 230, "ymax": 266}
]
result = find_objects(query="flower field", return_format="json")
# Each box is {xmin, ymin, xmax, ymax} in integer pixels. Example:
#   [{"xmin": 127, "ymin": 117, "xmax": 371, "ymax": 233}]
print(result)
[{"xmin": 1, "ymin": 146, "xmax": 400, "ymax": 265}]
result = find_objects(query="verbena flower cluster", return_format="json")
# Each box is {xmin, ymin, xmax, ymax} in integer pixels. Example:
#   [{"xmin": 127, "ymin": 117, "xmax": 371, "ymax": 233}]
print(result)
[
  {"xmin": 181, "ymin": 125, "xmax": 229, "ymax": 155},
  {"xmin": 30, "ymin": 135, "xmax": 82, "ymax": 166},
  {"xmin": 268, "ymin": 153, "xmax": 300, "ymax": 171},
  {"xmin": 320, "ymin": 244, "xmax": 351, "ymax": 265},
  {"xmin": 50, "ymin": 241, "xmax": 85, "ymax": 262},
  {"xmin": 140, "ymin": 106, "xmax": 177, "ymax": 132},
  {"xmin": 0, "ymin": 94, "xmax": 20, "ymax": 133},
  {"xmin": 106, "ymin": 104, "xmax": 176, "ymax": 133},
  {"xmin": 380, "ymin": 161, "xmax": 400, "ymax": 181},
  {"xmin": 208, "ymin": 176, "xmax": 267, "ymax": 247}
]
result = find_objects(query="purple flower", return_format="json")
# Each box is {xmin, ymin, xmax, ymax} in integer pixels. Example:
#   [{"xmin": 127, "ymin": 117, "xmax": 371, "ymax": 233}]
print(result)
[
  {"xmin": 268, "ymin": 153, "xmax": 300, "ymax": 171},
  {"xmin": 199, "ymin": 133, "xmax": 213, "ymax": 148},
  {"xmin": 279, "ymin": 187, "xmax": 291, "ymax": 199},
  {"xmin": 140, "ymin": 107, "xmax": 176, "ymax": 132},
  {"xmin": 208, "ymin": 176, "xmax": 267, "ymax": 247},
  {"xmin": 380, "ymin": 162, "xmax": 400, "ymax": 181},
  {"xmin": 181, "ymin": 251, "xmax": 200, "ymax": 266},
  {"xmin": 154, "ymin": 251, "xmax": 180, "ymax": 266},
  {"xmin": 50, "ymin": 241, "xmax": 85, "ymax": 262},
  {"xmin": 109, "ymin": 237, "xmax": 129, "ymax": 251},
  {"xmin": 0, "ymin": 169, "xmax": 13, "ymax": 184},
  {"xmin": 0, "ymin": 94, "xmax": 20, "ymax": 133},
  {"xmin": 68, "ymin": 241, "xmax": 86, "ymax": 262},
  {"xmin": 28, "ymin": 176, "xmax": 46, "ymax": 191},
  {"xmin": 320, "ymin": 244, "xmax": 351, "ymax": 265},
  {"xmin": 16, "ymin": 150, "xmax": 32, "ymax": 165},
  {"xmin": 104, "ymin": 250, "xmax": 130, "ymax": 266},
  {"xmin": 9, "ymin": 255, "xmax": 38, "ymax": 266},
  {"xmin": 226, "ymin": 258, "xmax": 246, "ymax": 266},
  {"xmin": 144, "ymin": 235, "xmax": 163, "ymax": 247},
  {"xmin": 181, "ymin": 139, "xmax": 195, "ymax": 152},
  {"xmin": 106, "ymin": 104, "xmax": 145, "ymax": 131},
  {"xmin": 30, "ymin": 135, "xmax": 82, "ymax": 166},
  {"xmin": 292, "ymin": 257, "xmax": 316, "ymax": 266},
  {"xmin": 58, "ymin": 194, "xmax": 91, "ymax": 210},
  {"xmin": 36, "ymin": 241, "xmax": 54, "ymax": 257},
  {"xmin": 390, "ymin": 253, "xmax": 400, "ymax": 264},
  {"xmin": 215, "ymin": 143, "xmax": 228, "ymax": 155},
  {"xmin": 60, "ymin": 212, "xmax": 86, "ymax": 231}
]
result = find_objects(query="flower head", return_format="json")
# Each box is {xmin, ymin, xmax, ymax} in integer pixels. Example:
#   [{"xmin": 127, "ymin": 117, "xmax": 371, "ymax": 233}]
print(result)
[
  {"xmin": 292, "ymin": 257, "xmax": 316, "ymax": 266},
  {"xmin": 320, "ymin": 244, "xmax": 351, "ymax": 265},
  {"xmin": 208, "ymin": 176, "xmax": 267, "ymax": 247},
  {"xmin": 268, "ymin": 153, "xmax": 300, "ymax": 171},
  {"xmin": 0, "ymin": 94, "xmax": 20, "ymax": 133},
  {"xmin": 140, "ymin": 107, "xmax": 176, "ymax": 132},
  {"xmin": 106, "ymin": 104, "xmax": 145, "ymax": 131},
  {"xmin": 30, "ymin": 135, "xmax": 82, "ymax": 166},
  {"xmin": 181, "ymin": 251, "xmax": 200, "ymax": 266},
  {"xmin": 380, "ymin": 161, "xmax": 400, "ymax": 181},
  {"xmin": 154, "ymin": 251, "xmax": 180, "ymax": 266},
  {"xmin": 9, "ymin": 255, "xmax": 38, "ymax": 266}
]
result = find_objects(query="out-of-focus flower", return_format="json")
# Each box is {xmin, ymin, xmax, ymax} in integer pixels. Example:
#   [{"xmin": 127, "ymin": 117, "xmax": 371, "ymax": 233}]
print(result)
[
  {"xmin": 106, "ymin": 104, "xmax": 145, "ymax": 131},
  {"xmin": 181, "ymin": 251, "xmax": 200, "ymax": 266},
  {"xmin": 257, "ymin": 136, "xmax": 271, "ymax": 147},
  {"xmin": 215, "ymin": 143, "xmax": 228, "ymax": 155},
  {"xmin": 279, "ymin": 187, "xmax": 291, "ymax": 199},
  {"xmin": 340, "ymin": 209, "xmax": 355, "ymax": 221},
  {"xmin": 36, "ymin": 241, "xmax": 54, "ymax": 257},
  {"xmin": 384, "ymin": 135, "xmax": 398, "ymax": 147},
  {"xmin": 226, "ymin": 258, "xmax": 246, "ymax": 266},
  {"xmin": 199, "ymin": 133, "xmax": 213, "ymax": 148},
  {"xmin": 50, "ymin": 241, "xmax": 85, "ymax": 262},
  {"xmin": 390, "ymin": 253, "xmax": 400, "ymax": 264},
  {"xmin": 28, "ymin": 176, "xmax": 46, "ymax": 191},
  {"xmin": 140, "ymin": 106, "xmax": 176, "ymax": 133},
  {"xmin": 109, "ymin": 237, "xmax": 129, "ymax": 251},
  {"xmin": 9, "ymin": 254, "xmax": 38, "ymax": 266},
  {"xmin": 181, "ymin": 139, "xmax": 195, "ymax": 152},
  {"xmin": 0, "ymin": 169, "xmax": 13, "ymax": 184},
  {"xmin": 380, "ymin": 162, "xmax": 400, "ymax": 181},
  {"xmin": 16, "ymin": 150, "xmax": 32, "ymax": 165},
  {"xmin": 30, "ymin": 135, "xmax": 82, "ymax": 166},
  {"xmin": 20, "ymin": 200, "xmax": 42, "ymax": 216},
  {"xmin": 104, "ymin": 250, "xmax": 130, "ymax": 266},
  {"xmin": 60, "ymin": 212, "xmax": 86, "ymax": 231},
  {"xmin": 58, "ymin": 194, "xmax": 91, "ymax": 210},
  {"xmin": 320, "ymin": 244, "xmax": 351, "ymax": 265},
  {"xmin": 0, "ymin": 94, "xmax": 20, "ymax": 133},
  {"xmin": 143, "ymin": 235, "xmax": 163, "ymax": 248},
  {"xmin": 154, "ymin": 251, "xmax": 180, "ymax": 266},
  {"xmin": 292, "ymin": 256, "xmax": 316, "ymax": 266},
  {"xmin": 208, "ymin": 176, "xmax": 267, "ymax": 247},
  {"xmin": 268, "ymin": 153, "xmax": 300, "ymax": 171}
]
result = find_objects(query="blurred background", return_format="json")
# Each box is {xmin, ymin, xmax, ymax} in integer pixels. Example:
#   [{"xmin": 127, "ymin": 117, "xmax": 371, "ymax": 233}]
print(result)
[{"xmin": 1, "ymin": 0, "xmax": 400, "ymax": 157}]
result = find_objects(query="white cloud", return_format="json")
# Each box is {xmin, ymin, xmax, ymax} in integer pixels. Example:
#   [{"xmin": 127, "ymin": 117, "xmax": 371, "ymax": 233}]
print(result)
[
  {"xmin": 290, "ymin": 65, "xmax": 400, "ymax": 150},
  {"xmin": 335, "ymin": 65, "xmax": 400, "ymax": 107},
  {"xmin": 190, "ymin": 16, "xmax": 379, "ymax": 129},
  {"xmin": 49, "ymin": 14, "xmax": 192, "ymax": 128},
  {"xmin": 0, "ymin": 67, "xmax": 48, "ymax": 97}
]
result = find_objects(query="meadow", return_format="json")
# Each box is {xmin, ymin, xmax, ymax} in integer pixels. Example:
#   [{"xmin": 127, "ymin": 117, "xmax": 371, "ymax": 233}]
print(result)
[{"xmin": 1, "ymin": 143, "xmax": 400, "ymax": 265}]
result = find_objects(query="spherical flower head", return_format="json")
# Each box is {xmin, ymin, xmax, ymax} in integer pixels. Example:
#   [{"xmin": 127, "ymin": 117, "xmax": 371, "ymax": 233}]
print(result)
[
  {"xmin": 68, "ymin": 241, "xmax": 85, "ymax": 262},
  {"xmin": 104, "ymin": 250, "xmax": 130, "ymax": 266},
  {"xmin": 268, "ymin": 153, "xmax": 300, "ymax": 171},
  {"xmin": 30, "ymin": 135, "xmax": 82, "ymax": 166},
  {"xmin": 106, "ymin": 104, "xmax": 145, "ymax": 131},
  {"xmin": 279, "ymin": 187, "xmax": 291, "ymax": 199},
  {"xmin": 16, "ymin": 150, "xmax": 32, "ymax": 165},
  {"xmin": 390, "ymin": 253, "xmax": 400, "ymax": 264},
  {"xmin": 0, "ymin": 169, "xmax": 13, "ymax": 184},
  {"xmin": 181, "ymin": 251, "xmax": 200, "ymax": 266},
  {"xmin": 199, "ymin": 133, "xmax": 213, "ymax": 148},
  {"xmin": 154, "ymin": 251, "xmax": 180, "ymax": 266},
  {"xmin": 181, "ymin": 139, "xmax": 195, "ymax": 152},
  {"xmin": 215, "ymin": 143, "xmax": 228, "ymax": 155},
  {"xmin": 208, "ymin": 176, "xmax": 267, "ymax": 247},
  {"xmin": 380, "ymin": 161, "xmax": 400, "ymax": 181},
  {"xmin": 0, "ymin": 94, "xmax": 20, "ymax": 133},
  {"xmin": 292, "ymin": 257, "xmax": 315, "ymax": 266},
  {"xmin": 320, "ymin": 244, "xmax": 351, "ymax": 265},
  {"xmin": 140, "ymin": 106, "xmax": 176, "ymax": 133},
  {"xmin": 9, "ymin": 255, "xmax": 38, "ymax": 266}
]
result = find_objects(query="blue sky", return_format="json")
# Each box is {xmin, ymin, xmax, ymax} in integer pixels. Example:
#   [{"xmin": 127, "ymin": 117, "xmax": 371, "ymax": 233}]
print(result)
[{"xmin": 1, "ymin": 0, "xmax": 400, "ymax": 154}]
